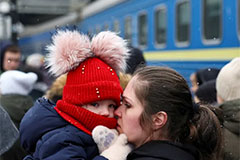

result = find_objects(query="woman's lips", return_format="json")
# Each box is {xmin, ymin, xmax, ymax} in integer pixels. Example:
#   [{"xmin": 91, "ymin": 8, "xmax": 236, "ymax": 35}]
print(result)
[{"xmin": 116, "ymin": 123, "xmax": 123, "ymax": 134}]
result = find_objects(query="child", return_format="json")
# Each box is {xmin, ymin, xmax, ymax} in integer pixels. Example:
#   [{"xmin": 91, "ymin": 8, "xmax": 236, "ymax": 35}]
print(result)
[{"xmin": 19, "ymin": 30, "xmax": 129, "ymax": 160}]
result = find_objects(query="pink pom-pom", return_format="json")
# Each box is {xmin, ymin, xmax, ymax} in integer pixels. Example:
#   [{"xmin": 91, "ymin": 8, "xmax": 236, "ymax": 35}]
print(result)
[
  {"xmin": 91, "ymin": 31, "xmax": 129, "ymax": 73},
  {"xmin": 46, "ymin": 30, "xmax": 92, "ymax": 76}
]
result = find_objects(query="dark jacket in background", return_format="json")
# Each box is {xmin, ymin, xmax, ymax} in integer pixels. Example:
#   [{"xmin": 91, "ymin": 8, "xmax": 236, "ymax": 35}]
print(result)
[
  {"xmin": 20, "ymin": 97, "xmax": 107, "ymax": 160},
  {"xmin": 127, "ymin": 140, "xmax": 199, "ymax": 160},
  {"xmin": 195, "ymin": 80, "xmax": 217, "ymax": 105},
  {"xmin": 219, "ymin": 99, "xmax": 240, "ymax": 160},
  {"xmin": 0, "ymin": 94, "xmax": 33, "ymax": 128},
  {"xmin": 0, "ymin": 94, "xmax": 32, "ymax": 160}
]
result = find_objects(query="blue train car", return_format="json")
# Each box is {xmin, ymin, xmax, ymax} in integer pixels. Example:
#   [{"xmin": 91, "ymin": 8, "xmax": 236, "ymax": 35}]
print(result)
[
  {"xmin": 78, "ymin": 0, "xmax": 240, "ymax": 83},
  {"xmin": 19, "ymin": 0, "xmax": 240, "ymax": 83}
]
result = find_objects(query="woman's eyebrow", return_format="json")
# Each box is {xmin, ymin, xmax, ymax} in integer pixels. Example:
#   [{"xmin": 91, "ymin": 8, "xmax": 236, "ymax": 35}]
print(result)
[{"xmin": 122, "ymin": 95, "xmax": 133, "ymax": 104}]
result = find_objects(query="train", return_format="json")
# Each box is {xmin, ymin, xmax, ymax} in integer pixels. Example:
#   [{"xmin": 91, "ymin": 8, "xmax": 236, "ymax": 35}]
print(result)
[{"xmin": 18, "ymin": 0, "xmax": 240, "ymax": 83}]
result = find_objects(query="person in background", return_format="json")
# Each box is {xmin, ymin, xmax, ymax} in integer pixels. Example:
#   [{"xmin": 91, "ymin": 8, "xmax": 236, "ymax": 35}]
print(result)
[
  {"xmin": 216, "ymin": 57, "xmax": 240, "ymax": 160},
  {"xmin": 126, "ymin": 46, "xmax": 146, "ymax": 75},
  {"xmin": 194, "ymin": 80, "xmax": 217, "ymax": 105},
  {"xmin": 190, "ymin": 68, "xmax": 220, "ymax": 93},
  {"xmin": 22, "ymin": 53, "xmax": 48, "ymax": 101},
  {"xmin": 101, "ymin": 66, "xmax": 223, "ymax": 160},
  {"xmin": 0, "ymin": 70, "xmax": 37, "ymax": 160},
  {"xmin": 0, "ymin": 44, "xmax": 21, "ymax": 75},
  {"xmin": 20, "ymin": 30, "xmax": 129, "ymax": 160}
]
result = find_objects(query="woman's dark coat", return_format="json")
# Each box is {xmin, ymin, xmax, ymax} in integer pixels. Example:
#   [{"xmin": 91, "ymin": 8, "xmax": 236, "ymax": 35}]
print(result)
[{"xmin": 127, "ymin": 140, "xmax": 199, "ymax": 160}]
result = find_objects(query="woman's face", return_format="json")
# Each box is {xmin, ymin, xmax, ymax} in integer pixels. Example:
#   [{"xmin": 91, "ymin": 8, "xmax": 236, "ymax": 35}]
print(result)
[{"xmin": 114, "ymin": 77, "xmax": 149, "ymax": 147}]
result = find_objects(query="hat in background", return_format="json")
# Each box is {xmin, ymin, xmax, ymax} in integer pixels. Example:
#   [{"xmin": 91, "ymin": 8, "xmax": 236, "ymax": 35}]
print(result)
[
  {"xmin": 196, "ymin": 68, "xmax": 220, "ymax": 86},
  {"xmin": 195, "ymin": 80, "xmax": 217, "ymax": 104},
  {"xmin": 26, "ymin": 53, "xmax": 44, "ymax": 68},
  {"xmin": 0, "ymin": 70, "xmax": 37, "ymax": 95},
  {"xmin": 126, "ymin": 46, "xmax": 146, "ymax": 74},
  {"xmin": 216, "ymin": 57, "xmax": 240, "ymax": 101}
]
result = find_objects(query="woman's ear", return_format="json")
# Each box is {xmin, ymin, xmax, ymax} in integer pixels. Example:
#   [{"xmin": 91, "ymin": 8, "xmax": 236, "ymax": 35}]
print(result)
[{"xmin": 152, "ymin": 111, "xmax": 168, "ymax": 130}]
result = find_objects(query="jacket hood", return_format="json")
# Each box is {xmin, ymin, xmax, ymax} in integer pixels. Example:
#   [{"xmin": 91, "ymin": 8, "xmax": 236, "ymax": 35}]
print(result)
[
  {"xmin": 219, "ymin": 99, "xmax": 240, "ymax": 135},
  {"xmin": 19, "ymin": 97, "xmax": 68, "ymax": 153}
]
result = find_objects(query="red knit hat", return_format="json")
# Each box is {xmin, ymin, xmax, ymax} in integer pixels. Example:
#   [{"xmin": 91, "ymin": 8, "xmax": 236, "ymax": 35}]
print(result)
[{"xmin": 46, "ymin": 30, "xmax": 129, "ymax": 134}]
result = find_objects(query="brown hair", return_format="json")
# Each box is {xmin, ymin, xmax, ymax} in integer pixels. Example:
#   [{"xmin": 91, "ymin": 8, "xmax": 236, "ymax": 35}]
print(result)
[
  {"xmin": 132, "ymin": 66, "xmax": 223, "ymax": 160},
  {"xmin": 44, "ymin": 74, "xmax": 67, "ymax": 103},
  {"xmin": 4, "ymin": 45, "xmax": 20, "ymax": 53},
  {"xmin": 119, "ymin": 72, "xmax": 132, "ymax": 90}
]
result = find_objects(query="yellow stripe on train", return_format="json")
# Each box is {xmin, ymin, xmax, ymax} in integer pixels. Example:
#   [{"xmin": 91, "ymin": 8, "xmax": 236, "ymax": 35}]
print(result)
[{"xmin": 144, "ymin": 47, "xmax": 240, "ymax": 61}]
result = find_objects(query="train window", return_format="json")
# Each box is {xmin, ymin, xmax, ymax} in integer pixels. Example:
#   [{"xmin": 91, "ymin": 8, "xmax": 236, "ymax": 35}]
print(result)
[
  {"xmin": 203, "ymin": 0, "xmax": 222, "ymax": 43},
  {"xmin": 155, "ymin": 6, "xmax": 167, "ymax": 47},
  {"xmin": 96, "ymin": 25, "xmax": 101, "ymax": 34},
  {"xmin": 138, "ymin": 12, "xmax": 147, "ymax": 47},
  {"xmin": 87, "ymin": 29, "xmax": 93, "ymax": 38},
  {"xmin": 104, "ymin": 23, "xmax": 109, "ymax": 31},
  {"xmin": 124, "ymin": 16, "xmax": 132, "ymax": 45},
  {"xmin": 238, "ymin": 0, "xmax": 240, "ymax": 39},
  {"xmin": 176, "ymin": 1, "xmax": 190, "ymax": 45},
  {"xmin": 113, "ymin": 20, "xmax": 120, "ymax": 33}
]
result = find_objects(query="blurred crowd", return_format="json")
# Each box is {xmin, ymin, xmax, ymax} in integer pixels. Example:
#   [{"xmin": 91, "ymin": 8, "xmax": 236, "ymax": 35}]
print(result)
[{"xmin": 0, "ymin": 41, "xmax": 239, "ymax": 160}]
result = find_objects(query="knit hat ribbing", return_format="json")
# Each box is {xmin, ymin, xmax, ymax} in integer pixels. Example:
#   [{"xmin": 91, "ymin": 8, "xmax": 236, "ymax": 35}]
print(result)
[
  {"xmin": 63, "ymin": 57, "xmax": 123, "ymax": 106},
  {"xmin": 216, "ymin": 57, "xmax": 240, "ymax": 101}
]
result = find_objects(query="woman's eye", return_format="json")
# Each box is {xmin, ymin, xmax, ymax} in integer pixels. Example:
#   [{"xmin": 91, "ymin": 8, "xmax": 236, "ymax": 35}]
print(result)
[
  {"xmin": 91, "ymin": 103, "xmax": 99, "ymax": 107},
  {"xmin": 124, "ymin": 103, "xmax": 131, "ymax": 108}
]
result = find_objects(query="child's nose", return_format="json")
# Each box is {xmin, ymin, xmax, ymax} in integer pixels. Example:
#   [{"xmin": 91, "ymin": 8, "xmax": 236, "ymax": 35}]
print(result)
[{"xmin": 100, "ymin": 107, "xmax": 110, "ymax": 117}]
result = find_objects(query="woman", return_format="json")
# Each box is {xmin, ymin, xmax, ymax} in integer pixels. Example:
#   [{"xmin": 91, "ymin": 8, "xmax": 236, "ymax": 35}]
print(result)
[{"xmin": 114, "ymin": 66, "xmax": 222, "ymax": 160}]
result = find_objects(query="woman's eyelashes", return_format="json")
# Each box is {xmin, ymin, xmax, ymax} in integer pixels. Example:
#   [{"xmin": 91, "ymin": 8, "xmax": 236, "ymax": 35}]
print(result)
[{"xmin": 123, "ymin": 100, "xmax": 131, "ymax": 108}]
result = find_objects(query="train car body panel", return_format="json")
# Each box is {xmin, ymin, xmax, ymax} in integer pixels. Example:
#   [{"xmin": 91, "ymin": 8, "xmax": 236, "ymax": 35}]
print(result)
[{"xmin": 19, "ymin": 0, "xmax": 240, "ymax": 84}]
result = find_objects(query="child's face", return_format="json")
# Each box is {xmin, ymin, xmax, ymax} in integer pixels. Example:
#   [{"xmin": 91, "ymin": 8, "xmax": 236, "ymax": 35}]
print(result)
[{"xmin": 83, "ymin": 100, "xmax": 117, "ymax": 118}]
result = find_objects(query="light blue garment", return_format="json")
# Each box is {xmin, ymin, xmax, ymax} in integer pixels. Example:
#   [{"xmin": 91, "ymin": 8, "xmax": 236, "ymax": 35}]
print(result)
[{"xmin": 0, "ymin": 105, "xmax": 19, "ymax": 155}]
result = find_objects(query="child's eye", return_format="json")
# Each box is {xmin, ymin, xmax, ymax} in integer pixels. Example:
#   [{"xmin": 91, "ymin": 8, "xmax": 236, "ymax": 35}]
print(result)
[
  {"xmin": 91, "ymin": 103, "xmax": 99, "ymax": 107},
  {"xmin": 109, "ymin": 104, "xmax": 117, "ymax": 109}
]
